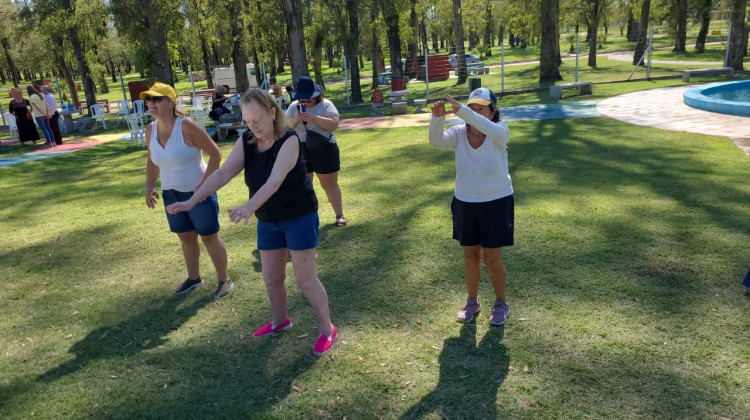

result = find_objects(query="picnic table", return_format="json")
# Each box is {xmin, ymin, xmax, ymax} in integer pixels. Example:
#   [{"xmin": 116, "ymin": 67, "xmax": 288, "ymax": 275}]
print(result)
[
  {"xmin": 216, "ymin": 121, "xmax": 247, "ymax": 141},
  {"xmin": 59, "ymin": 109, "xmax": 81, "ymax": 134}
]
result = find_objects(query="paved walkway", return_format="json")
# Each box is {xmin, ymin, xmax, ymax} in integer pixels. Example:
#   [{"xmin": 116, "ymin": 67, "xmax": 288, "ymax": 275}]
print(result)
[
  {"xmin": 596, "ymin": 85, "xmax": 750, "ymax": 154},
  {"xmin": 606, "ymin": 52, "xmax": 724, "ymax": 66}
]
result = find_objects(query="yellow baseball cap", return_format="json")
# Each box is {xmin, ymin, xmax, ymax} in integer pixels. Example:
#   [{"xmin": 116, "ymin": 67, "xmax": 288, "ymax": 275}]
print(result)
[{"xmin": 139, "ymin": 82, "xmax": 177, "ymax": 102}]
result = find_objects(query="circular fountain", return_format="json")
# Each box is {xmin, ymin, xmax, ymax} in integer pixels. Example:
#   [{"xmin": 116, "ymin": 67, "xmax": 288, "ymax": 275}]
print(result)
[{"xmin": 683, "ymin": 80, "xmax": 750, "ymax": 117}]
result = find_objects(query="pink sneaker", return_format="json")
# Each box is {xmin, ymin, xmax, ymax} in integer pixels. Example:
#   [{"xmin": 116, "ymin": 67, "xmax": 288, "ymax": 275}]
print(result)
[
  {"xmin": 252, "ymin": 317, "xmax": 292, "ymax": 338},
  {"xmin": 313, "ymin": 325, "xmax": 337, "ymax": 356}
]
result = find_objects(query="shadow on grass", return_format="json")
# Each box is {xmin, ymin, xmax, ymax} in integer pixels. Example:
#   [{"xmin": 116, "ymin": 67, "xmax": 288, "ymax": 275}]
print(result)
[
  {"xmin": 37, "ymin": 295, "xmax": 211, "ymax": 383},
  {"xmin": 402, "ymin": 324, "xmax": 509, "ymax": 419}
]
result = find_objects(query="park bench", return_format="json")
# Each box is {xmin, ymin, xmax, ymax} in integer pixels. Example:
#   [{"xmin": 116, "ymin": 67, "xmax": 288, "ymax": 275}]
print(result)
[
  {"xmin": 413, "ymin": 99, "xmax": 427, "ymax": 113},
  {"xmin": 371, "ymin": 102, "xmax": 385, "ymax": 117},
  {"xmin": 549, "ymin": 81, "xmax": 593, "ymax": 99},
  {"xmin": 682, "ymin": 67, "xmax": 734, "ymax": 83},
  {"xmin": 78, "ymin": 99, "xmax": 111, "ymax": 113},
  {"xmin": 468, "ymin": 63, "xmax": 490, "ymax": 75},
  {"xmin": 75, "ymin": 117, "xmax": 97, "ymax": 133},
  {"xmin": 387, "ymin": 90, "xmax": 410, "ymax": 115}
]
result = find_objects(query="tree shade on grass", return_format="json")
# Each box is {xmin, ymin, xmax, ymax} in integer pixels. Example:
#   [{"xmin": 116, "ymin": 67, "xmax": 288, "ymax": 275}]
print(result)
[{"xmin": 0, "ymin": 118, "xmax": 749, "ymax": 418}]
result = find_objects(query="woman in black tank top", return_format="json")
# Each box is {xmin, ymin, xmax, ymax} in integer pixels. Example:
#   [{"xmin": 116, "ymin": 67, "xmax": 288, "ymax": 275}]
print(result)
[{"xmin": 166, "ymin": 88, "xmax": 338, "ymax": 356}]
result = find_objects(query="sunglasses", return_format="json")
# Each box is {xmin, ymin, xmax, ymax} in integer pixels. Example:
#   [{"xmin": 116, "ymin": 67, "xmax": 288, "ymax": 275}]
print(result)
[{"xmin": 144, "ymin": 96, "xmax": 167, "ymax": 103}]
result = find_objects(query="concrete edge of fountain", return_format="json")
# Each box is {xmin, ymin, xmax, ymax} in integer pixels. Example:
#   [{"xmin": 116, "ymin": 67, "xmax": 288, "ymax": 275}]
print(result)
[{"xmin": 683, "ymin": 80, "xmax": 750, "ymax": 117}]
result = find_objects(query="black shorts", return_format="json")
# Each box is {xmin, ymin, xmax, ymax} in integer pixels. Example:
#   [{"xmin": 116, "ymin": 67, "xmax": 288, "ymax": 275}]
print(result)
[
  {"xmin": 451, "ymin": 195, "xmax": 514, "ymax": 248},
  {"xmin": 303, "ymin": 141, "xmax": 340, "ymax": 174}
]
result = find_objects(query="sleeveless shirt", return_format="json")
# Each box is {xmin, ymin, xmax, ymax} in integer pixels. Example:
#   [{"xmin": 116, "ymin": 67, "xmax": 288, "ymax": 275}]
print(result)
[
  {"xmin": 149, "ymin": 117, "xmax": 207, "ymax": 192},
  {"xmin": 243, "ymin": 129, "xmax": 317, "ymax": 223}
]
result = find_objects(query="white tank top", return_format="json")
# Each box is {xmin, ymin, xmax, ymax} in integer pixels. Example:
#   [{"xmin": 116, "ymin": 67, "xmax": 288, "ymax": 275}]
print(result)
[{"xmin": 149, "ymin": 117, "xmax": 207, "ymax": 192}]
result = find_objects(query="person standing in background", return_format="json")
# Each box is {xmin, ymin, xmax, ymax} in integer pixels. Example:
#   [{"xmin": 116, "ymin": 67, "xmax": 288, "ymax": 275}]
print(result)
[
  {"xmin": 285, "ymin": 77, "xmax": 347, "ymax": 227},
  {"xmin": 28, "ymin": 85, "xmax": 55, "ymax": 148},
  {"xmin": 8, "ymin": 89, "xmax": 40, "ymax": 145},
  {"xmin": 42, "ymin": 85, "xmax": 63, "ymax": 145}
]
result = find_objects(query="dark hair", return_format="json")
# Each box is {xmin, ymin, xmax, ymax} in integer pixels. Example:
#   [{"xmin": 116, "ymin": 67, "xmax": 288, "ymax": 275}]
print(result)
[
  {"xmin": 285, "ymin": 85, "xmax": 293, "ymax": 94},
  {"xmin": 489, "ymin": 103, "xmax": 500, "ymax": 122},
  {"xmin": 27, "ymin": 85, "xmax": 43, "ymax": 100},
  {"xmin": 269, "ymin": 76, "xmax": 277, "ymax": 84}
]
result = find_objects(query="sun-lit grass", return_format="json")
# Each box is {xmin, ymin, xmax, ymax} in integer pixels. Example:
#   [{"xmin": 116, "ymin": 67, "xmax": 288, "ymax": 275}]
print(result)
[{"xmin": 1, "ymin": 116, "xmax": 749, "ymax": 418}]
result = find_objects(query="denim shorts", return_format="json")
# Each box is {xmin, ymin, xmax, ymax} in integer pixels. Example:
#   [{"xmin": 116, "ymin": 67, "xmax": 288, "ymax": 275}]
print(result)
[
  {"xmin": 451, "ymin": 195, "xmax": 514, "ymax": 248},
  {"xmin": 257, "ymin": 212, "xmax": 319, "ymax": 251},
  {"xmin": 162, "ymin": 189, "xmax": 220, "ymax": 236}
]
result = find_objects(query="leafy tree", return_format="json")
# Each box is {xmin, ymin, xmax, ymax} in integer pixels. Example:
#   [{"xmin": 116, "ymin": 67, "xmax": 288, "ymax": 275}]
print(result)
[
  {"xmin": 0, "ymin": 0, "xmax": 21, "ymax": 87},
  {"xmin": 110, "ymin": 0, "xmax": 180, "ymax": 85}
]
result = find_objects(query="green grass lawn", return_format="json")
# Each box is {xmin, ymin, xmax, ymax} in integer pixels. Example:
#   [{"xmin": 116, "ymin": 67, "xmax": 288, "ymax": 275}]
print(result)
[{"xmin": 1, "ymin": 115, "xmax": 749, "ymax": 418}]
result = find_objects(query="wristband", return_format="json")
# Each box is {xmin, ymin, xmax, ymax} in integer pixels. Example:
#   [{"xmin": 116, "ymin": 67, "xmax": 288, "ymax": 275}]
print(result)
[{"xmin": 145, "ymin": 187, "xmax": 154, "ymax": 193}]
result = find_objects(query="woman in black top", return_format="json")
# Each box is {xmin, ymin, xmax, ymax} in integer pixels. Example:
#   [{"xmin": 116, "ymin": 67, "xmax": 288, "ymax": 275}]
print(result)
[
  {"xmin": 167, "ymin": 88, "xmax": 337, "ymax": 356},
  {"xmin": 8, "ymin": 89, "xmax": 40, "ymax": 144}
]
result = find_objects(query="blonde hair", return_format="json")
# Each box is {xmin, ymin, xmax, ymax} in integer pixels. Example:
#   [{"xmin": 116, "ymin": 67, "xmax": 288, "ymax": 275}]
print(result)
[
  {"xmin": 173, "ymin": 101, "xmax": 186, "ymax": 118},
  {"xmin": 241, "ymin": 88, "xmax": 287, "ymax": 140}
]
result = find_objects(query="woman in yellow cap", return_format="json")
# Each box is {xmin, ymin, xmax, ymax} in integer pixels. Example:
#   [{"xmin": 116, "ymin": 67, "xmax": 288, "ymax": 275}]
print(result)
[{"xmin": 142, "ymin": 82, "xmax": 232, "ymax": 298}]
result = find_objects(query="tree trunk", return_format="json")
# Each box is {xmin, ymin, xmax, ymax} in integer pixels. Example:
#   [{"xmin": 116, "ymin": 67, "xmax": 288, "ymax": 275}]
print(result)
[
  {"xmin": 382, "ymin": 0, "xmax": 404, "ymax": 82},
  {"xmin": 145, "ymin": 0, "xmax": 174, "ymax": 85},
  {"xmin": 283, "ymin": 0, "xmax": 310, "ymax": 82},
  {"xmin": 201, "ymin": 37, "xmax": 214, "ymax": 89},
  {"xmin": 632, "ymin": 0, "xmax": 651, "ymax": 65},
  {"xmin": 371, "ymin": 0, "xmax": 386, "ymax": 89},
  {"xmin": 673, "ymin": 0, "xmax": 687, "ymax": 52},
  {"xmin": 539, "ymin": 0, "xmax": 562, "ymax": 82},
  {"xmin": 408, "ymin": 0, "xmax": 419, "ymax": 66},
  {"xmin": 62, "ymin": 0, "xmax": 96, "ymax": 112},
  {"xmin": 1, "ymin": 38, "xmax": 19, "ymax": 87},
  {"xmin": 452, "ymin": 0, "xmax": 467, "ymax": 84},
  {"xmin": 483, "ymin": 0, "xmax": 493, "ymax": 55},
  {"xmin": 727, "ymin": 0, "xmax": 748, "ymax": 70},
  {"xmin": 312, "ymin": 31, "xmax": 325, "ymax": 88},
  {"xmin": 345, "ymin": 0, "xmax": 362, "ymax": 103},
  {"xmin": 626, "ymin": 10, "xmax": 637, "ymax": 41},
  {"xmin": 52, "ymin": 37, "xmax": 78, "ymax": 105},
  {"xmin": 587, "ymin": 0, "xmax": 604, "ymax": 67},
  {"xmin": 695, "ymin": 0, "xmax": 711, "ymax": 53}
]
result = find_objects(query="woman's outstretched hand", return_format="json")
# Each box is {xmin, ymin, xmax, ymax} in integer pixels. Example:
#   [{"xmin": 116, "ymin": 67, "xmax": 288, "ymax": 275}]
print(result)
[
  {"xmin": 166, "ymin": 200, "xmax": 194, "ymax": 214},
  {"xmin": 228, "ymin": 203, "xmax": 254, "ymax": 225},
  {"xmin": 443, "ymin": 94, "xmax": 461, "ymax": 113}
]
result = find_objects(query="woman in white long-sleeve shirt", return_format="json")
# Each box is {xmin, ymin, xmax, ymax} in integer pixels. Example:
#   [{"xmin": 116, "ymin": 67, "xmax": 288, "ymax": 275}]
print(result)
[{"xmin": 428, "ymin": 88, "xmax": 514, "ymax": 326}]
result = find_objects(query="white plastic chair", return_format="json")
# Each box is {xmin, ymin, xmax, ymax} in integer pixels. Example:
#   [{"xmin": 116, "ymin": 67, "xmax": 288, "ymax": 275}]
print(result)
[
  {"xmin": 192, "ymin": 95, "xmax": 205, "ymax": 111},
  {"xmin": 192, "ymin": 108, "xmax": 208, "ymax": 129},
  {"xmin": 90, "ymin": 104, "xmax": 106, "ymax": 130},
  {"xmin": 133, "ymin": 99, "xmax": 145, "ymax": 117},
  {"xmin": 177, "ymin": 97, "xmax": 186, "ymax": 110},
  {"xmin": 2, "ymin": 112, "xmax": 19, "ymax": 150},
  {"xmin": 115, "ymin": 100, "xmax": 130, "ymax": 125},
  {"xmin": 125, "ymin": 113, "xmax": 146, "ymax": 148}
]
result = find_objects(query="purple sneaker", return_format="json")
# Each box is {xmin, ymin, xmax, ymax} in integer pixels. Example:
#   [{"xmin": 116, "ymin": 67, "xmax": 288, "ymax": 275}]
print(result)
[
  {"xmin": 457, "ymin": 297, "xmax": 480, "ymax": 323},
  {"xmin": 489, "ymin": 300, "xmax": 509, "ymax": 326}
]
